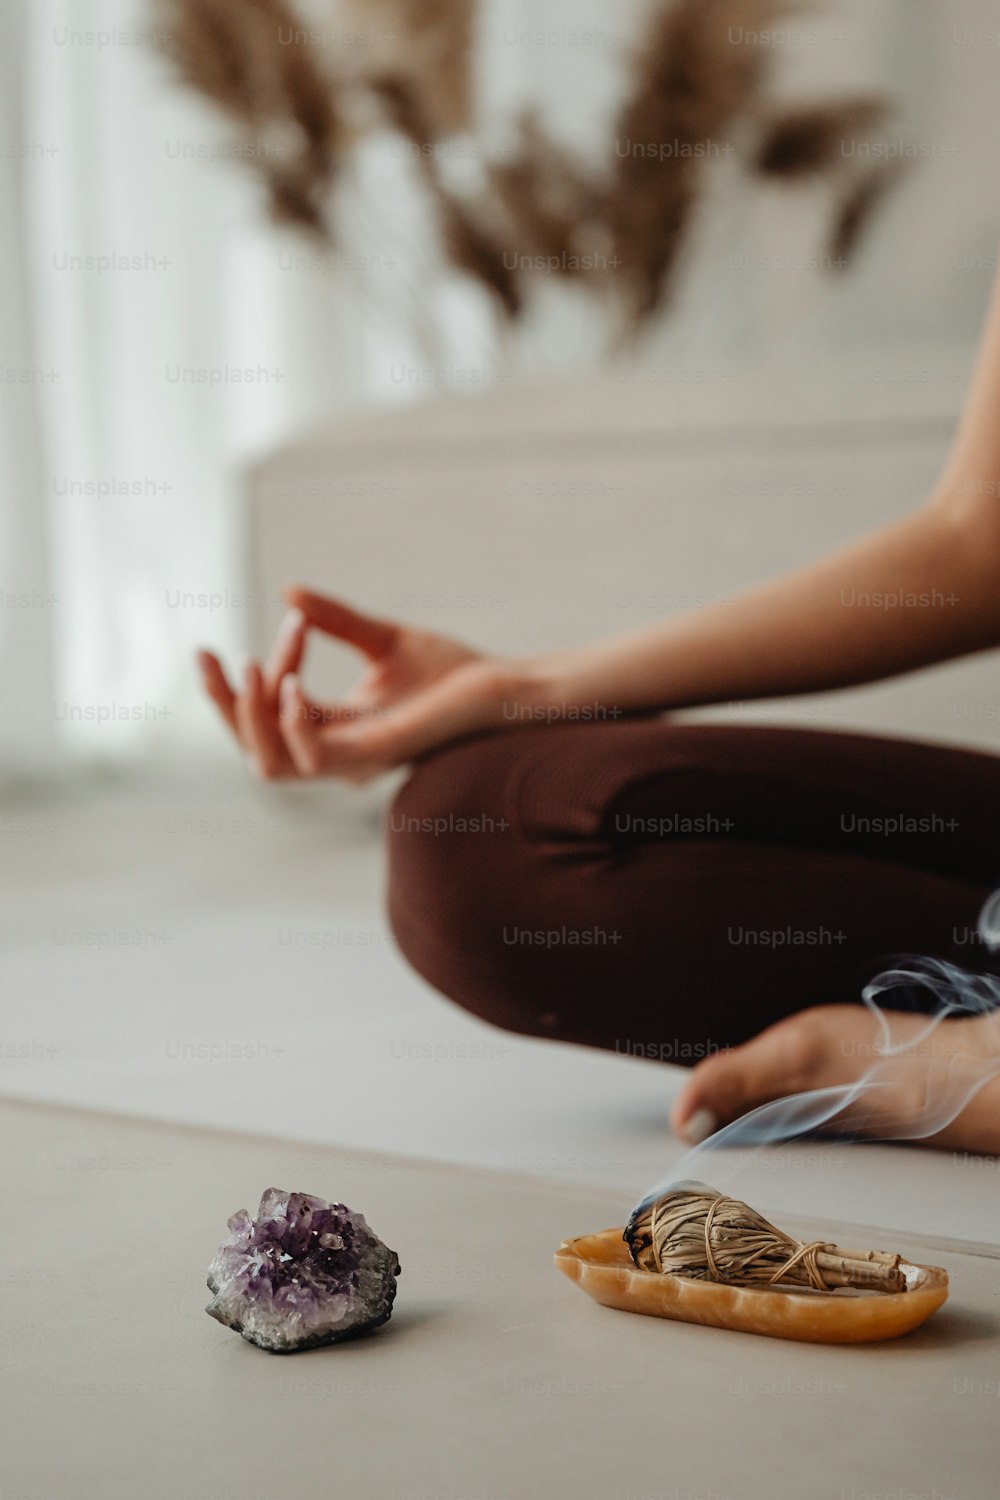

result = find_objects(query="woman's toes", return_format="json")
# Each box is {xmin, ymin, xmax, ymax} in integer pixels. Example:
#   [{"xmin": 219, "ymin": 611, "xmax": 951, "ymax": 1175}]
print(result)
[
  {"xmin": 679, "ymin": 1106, "xmax": 718, "ymax": 1145},
  {"xmin": 670, "ymin": 1009, "xmax": 843, "ymax": 1143},
  {"xmin": 670, "ymin": 1046, "xmax": 768, "ymax": 1142}
]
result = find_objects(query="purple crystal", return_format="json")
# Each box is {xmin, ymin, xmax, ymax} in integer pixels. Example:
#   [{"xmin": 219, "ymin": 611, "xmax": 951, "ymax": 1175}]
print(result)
[{"xmin": 206, "ymin": 1189, "xmax": 400, "ymax": 1353}]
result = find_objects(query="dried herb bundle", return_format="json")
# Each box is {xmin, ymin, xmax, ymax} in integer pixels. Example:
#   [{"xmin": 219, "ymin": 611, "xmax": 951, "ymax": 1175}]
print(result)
[
  {"xmin": 625, "ymin": 1185, "xmax": 906, "ymax": 1293},
  {"xmin": 829, "ymin": 162, "xmax": 902, "ymax": 268}
]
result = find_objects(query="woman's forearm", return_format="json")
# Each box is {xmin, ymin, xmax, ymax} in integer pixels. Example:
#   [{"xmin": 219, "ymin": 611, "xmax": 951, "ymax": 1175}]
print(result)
[
  {"xmin": 526, "ymin": 499, "xmax": 1000, "ymax": 715},
  {"xmin": 527, "ymin": 260, "xmax": 1000, "ymax": 720}
]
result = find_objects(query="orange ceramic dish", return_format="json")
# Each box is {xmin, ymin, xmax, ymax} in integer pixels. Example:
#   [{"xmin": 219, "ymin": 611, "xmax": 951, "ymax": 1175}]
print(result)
[{"xmin": 555, "ymin": 1228, "xmax": 949, "ymax": 1344}]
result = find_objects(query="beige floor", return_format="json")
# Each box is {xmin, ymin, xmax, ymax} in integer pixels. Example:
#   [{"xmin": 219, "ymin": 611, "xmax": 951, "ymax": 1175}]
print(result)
[
  {"xmin": 5, "ymin": 773, "xmax": 1000, "ymax": 1497},
  {"xmin": 3, "ymin": 1095, "xmax": 998, "ymax": 1500}
]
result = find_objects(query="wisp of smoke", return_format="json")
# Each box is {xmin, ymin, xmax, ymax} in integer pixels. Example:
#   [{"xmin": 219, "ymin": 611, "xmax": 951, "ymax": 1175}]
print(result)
[{"xmin": 636, "ymin": 892, "xmax": 1000, "ymax": 1214}]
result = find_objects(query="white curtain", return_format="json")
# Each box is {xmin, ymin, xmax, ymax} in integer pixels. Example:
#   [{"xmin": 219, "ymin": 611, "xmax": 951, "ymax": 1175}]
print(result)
[
  {"xmin": 16, "ymin": 0, "xmax": 359, "ymax": 765},
  {"xmin": 6, "ymin": 0, "xmax": 491, "ymax": 769},
  {"xmin": 0, "ymin": 0, "xmax": 57, "ymax": 772}
]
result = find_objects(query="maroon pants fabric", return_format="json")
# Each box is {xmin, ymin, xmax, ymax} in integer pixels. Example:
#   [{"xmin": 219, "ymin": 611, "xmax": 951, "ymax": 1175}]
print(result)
[{"xmin": 386, "ymin": 721, "xmax": 1000, "ymax": 1061}]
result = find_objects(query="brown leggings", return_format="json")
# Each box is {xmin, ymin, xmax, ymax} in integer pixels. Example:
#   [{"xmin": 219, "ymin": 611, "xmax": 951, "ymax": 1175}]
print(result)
[{"xmin": 386, "ymin": 721, "xmax": 1000, "ymax": 1060}]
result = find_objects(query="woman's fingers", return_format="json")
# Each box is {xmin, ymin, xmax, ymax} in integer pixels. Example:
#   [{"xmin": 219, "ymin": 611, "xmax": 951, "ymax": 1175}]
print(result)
[
  {"xmin": 305, "ymin": 662, "xmax": 502, "ymax": 780},
  {"xmin": 264, "ymin": 608, "xmax": 306, "ymax": 698},
  {"xmin": 278, "ymin": 676, "xmax": 392, "ymax": 778},
  {"xmin": 278, "ymin": 675, "xmax": 326, "ymax": 776},
  {"xmin": 211, "ymin": 642, "xmax": 501, "ymax": 783},
  {"xmin": 237, "ymin": 661, "xmax": 290, "ymax": 779},
  {"xmin": 197, "ymin": 650, "xmax": 241, "ymax": 739},
  {"xmin": 283, "ymin": 586, "xmax": 398, "ymax": 660}
]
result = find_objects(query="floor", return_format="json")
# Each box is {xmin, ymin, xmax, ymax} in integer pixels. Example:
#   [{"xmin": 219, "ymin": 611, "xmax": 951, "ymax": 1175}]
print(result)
[
  {"xmin": 5, "ymin": 1096, "xmax": 997, "ymax": 1500},
  {"xmin": 3, "ymin": 768, "xmax": 998, "ymax": 1247}
]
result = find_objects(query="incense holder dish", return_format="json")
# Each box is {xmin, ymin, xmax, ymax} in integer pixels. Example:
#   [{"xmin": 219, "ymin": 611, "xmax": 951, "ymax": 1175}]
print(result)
[
  {"xmin": 206, "ymin": 1189, "xmax": 400, "ymax": 1353},
  {"xmin": 555, "ymin": 1228, "xmax": 948, "ymax": 1344}
]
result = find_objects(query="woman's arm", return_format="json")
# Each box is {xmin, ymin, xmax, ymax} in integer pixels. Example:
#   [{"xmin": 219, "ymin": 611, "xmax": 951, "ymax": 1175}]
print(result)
[
  {"xmin": 526, "ymin": 496, "xmax": 1000, "ymax": 716},
  {"xmin": 203, "ymin": 482, "xmax": 1000, "ymax": 777},
  {"xmin": 203, "ymin": 267, "xmax": 1000, "ymax": 778},
  {"xmin": 526, "ymin": 269, "xmax": 1000, "ymax": 717}
]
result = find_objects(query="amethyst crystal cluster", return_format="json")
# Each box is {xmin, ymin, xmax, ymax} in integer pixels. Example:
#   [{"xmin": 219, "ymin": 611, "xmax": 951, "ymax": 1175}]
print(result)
[{"xmin": 206, "ymin": 1189, "xmax": 400, "ymax": 1353}]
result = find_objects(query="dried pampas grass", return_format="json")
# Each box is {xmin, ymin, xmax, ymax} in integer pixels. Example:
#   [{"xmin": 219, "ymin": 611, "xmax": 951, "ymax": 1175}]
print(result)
[
  {"xmin": 489, "ymin": 111, "xmax": 607, "ymax": 280},
  {"xmin": 157, "ymin": 0, "xmax": 343, "ymax": 231},
  {"xmin": 755, "ymin": 97, "xmax": 902, "ymax": 268},
  {"xmin": 374, "ymin": 76, "xmax": 521, "ymax": 317},
  {"xmin": 756, "ymin": 98, "xmax": 890, "ymax": 179},
  {"xmin": 441, "ymin": 206, "xmax": 522, "ymax": 318},
  {"xmin": 828, "ymin": 162, "xmax": 903, "ymax": 268},
  {"xmin": 338, "ymin": 0, "xmax": 474, "ymax": 135},
  {"xmin": 154, "ymin": 0, "xmax": 902, "ymax": 327},
  {"xmin": 626, "ymin": 1186, "xmax": 908, "ymax": 1293},
  {"xmin": 608, "ymin": 0, "xmax": 797, "ymax": 323}
]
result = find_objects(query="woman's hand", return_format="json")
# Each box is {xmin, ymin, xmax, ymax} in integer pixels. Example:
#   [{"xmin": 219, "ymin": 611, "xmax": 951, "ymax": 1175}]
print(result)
[{"xmin": 197, "ymin": 586, "xmax": 531, "ymax": 781}]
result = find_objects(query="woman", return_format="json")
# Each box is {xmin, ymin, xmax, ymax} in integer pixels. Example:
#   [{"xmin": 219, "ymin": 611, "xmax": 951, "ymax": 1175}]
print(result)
[{"xmin": 198, "ymin": 270, "xmax": 1000, "ymax": 1156}]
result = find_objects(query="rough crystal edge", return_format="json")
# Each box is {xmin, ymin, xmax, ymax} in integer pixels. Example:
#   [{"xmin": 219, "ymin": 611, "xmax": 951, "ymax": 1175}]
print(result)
[
  {"xmin": 204, "ymin": 1188, "xmax": 401, "ymax": 1354},
  {"xmin": 205, "ymin": 1258, "xmax": 400, "ymax": 1354}
]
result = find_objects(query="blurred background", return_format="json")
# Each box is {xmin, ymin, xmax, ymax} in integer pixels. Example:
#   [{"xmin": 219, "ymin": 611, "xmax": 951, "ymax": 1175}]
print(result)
[
  {"xmin": 5, "ymin": 0, "xmax": 1000, "ymax": 775},
  {"xmin": 2, "ymin": 0, "xmax": 999, "ymax": 1231}
]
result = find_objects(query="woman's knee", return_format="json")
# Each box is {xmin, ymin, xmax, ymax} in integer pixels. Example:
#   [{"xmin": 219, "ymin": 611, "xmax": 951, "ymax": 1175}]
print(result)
[
  {"xmin": 387, "ymin": 732, "xmax": 527, "ymax": 993},
  {"xmin": 383, "ymin": 719, "xmax": 789, "ymax": 1048},
  {"xmin": 387, "ymin": 728, "xmax": 612, "ymax": 1039}
]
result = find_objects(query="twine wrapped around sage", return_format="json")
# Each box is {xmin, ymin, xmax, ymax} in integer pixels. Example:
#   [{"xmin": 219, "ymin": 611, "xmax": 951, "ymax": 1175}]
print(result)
[{"xmin": 625, "ymin": 1185, "xmax": 906, "ymax": 1294}]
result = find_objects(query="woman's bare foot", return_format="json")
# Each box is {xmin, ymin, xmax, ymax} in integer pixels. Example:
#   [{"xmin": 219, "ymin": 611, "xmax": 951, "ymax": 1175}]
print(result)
[{"xmin": 670, "ymin": 1005, "xmax": 1000, "ymax": 1155}]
